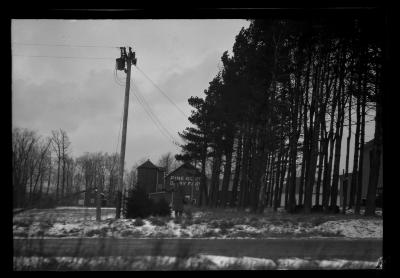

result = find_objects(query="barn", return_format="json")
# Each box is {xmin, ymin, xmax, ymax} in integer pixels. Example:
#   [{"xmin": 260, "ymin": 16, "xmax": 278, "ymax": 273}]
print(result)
[
  {"xmin": 164, "ymin": 162, "xmax": 201, "ymax": 205},
  {"xmin": 137, "ymin": 159, "xmax": 165, "ymax": 194},
  {"xmin": 135, "ymin": 160, "xmax": 201, "ymax": 206}
]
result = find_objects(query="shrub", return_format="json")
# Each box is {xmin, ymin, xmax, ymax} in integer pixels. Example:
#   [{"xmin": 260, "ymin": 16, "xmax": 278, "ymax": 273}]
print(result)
[
  {"xmin": 124, "ymin": 187, "xmax": 154, "ymax": 219},
  {"xmin": 311, "ymin": 216, "xmax": 327, "ymax": 226},
  {"xmin": 152, "ymin": 198, "xmax": 171, "ymax": 217},
  {"xmin": 193, "ymin": 218, "xmax": 203, "ymax": 225},
  {"xmin": 85, "ymin": 229, "xmax": 101, "ymax": 237},
  {"xmin": 173, "ymin": 217, "xmax": 182, "ymax": 224},
  {"xmin": 311, "ymin": 205, "xmax": 324, "ymax": 213},
  {"xmin": 184, "ymin": 207, "xmax": 193, "ymax": 220},
  {"xmin": 293, "ymin": 205, "xmax": 304, "ymax": 213},
  {"xmin": 14, "ymin": 218, "xmax": 34, "ymax": 228},
  {"xmin": 39, "ymin": 219, "xmax": 53, "ymax": 230},
  {"xmin": 149, "ymin": 217, "xmax": 167, "ymax": 226},
  {"xmin": 133, "ymin": 218, "xmax": 144, "ymax": 226},
  {"xmin": 124, "ymin": 188, "xmax": 172, "ymax": 219},
  {"xmin": 36, "ymin": 196, "xmax": 57, "ymax": 209},
  {"xmin": 326, "ymin": 205, "xmax": 340, "ymax": 214}
]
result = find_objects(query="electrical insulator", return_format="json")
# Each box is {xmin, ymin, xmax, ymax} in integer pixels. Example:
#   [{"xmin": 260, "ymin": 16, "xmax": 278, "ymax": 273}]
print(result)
[
  {"xmin": 116, "ymin": 58, "xmax": 125, "ymax": 71},
  {"xmin": 131, "ymin": 52, "xmax": 137, "ymax": 65}
]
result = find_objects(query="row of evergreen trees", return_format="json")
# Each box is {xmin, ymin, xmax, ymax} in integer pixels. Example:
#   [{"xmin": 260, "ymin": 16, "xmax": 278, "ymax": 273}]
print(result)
[{"xmin": 176, "ymin": 17, "xmax": 383, "ymax": 215}]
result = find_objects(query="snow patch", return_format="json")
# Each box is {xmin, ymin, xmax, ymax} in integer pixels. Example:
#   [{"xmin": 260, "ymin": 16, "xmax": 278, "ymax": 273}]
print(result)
[
  {"xmin": 15, "ymin": 255, "xmax": 379, "ymax": 270},
  {"xmin": 318, "ymin": 219, "xmax": 382, "ymax": 238}
]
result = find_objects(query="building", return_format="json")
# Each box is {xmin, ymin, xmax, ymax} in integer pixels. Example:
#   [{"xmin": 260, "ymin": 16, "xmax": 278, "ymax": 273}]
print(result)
[
  {"xmin": 164, "ymin": 162, "xmax": 201, "ymax": 205},
  {"xmin": 140, "ymin": 162, "xmax": 202, "ymax": 205},
  {"xmin": 339, "ymin": 139, "xmax": 383, "ymax": 207},
  {"xmin": 137, "ymin": 159, "xmax": 165, "ymax": 194}
]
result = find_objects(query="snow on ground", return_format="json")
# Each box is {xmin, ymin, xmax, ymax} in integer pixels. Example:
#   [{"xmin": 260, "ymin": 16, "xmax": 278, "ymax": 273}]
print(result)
[
  {"xmin": 318, "ymin": 219, "xmax": 383, "ymax": 238},
  {"xmin": 13, "ymin": 207, "xmax": 383, "ymax": 239},
  {"xmin": 13, "ymin": 255, "xmax": 380, "ymax": 270}
]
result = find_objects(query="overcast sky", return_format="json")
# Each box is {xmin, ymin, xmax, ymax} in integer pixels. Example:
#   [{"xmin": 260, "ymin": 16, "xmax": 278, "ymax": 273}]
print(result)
[
  {"xmin": 12, "ymin": 19, "xmax": 251, "ymax": 169},
  {"xmin": 12, "ymin": 19, "xmax": 375, "ymax": 172}
]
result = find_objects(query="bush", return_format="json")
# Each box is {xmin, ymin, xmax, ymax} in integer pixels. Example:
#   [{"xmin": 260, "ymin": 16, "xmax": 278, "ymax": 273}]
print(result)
[
  {"xmin": 124, "ymin": 188, "xmax": 171, "ymax": 219},
  {"xmin": 153, "ymin": 198, "xmax": 171, "ymax": 217},
  {"xmin": 184, "ymin": 207, "xmax": 193, "ymax": 220},
  {"xmin": 36, "ymin": 196, "xmax": 57, "ymax": 209},
  {"xmin": 293, "ymin": 204, "xmax": 304, "ymax": 213},
  {"xmin": 149, "ymin": 217, "xmax": 167, "ymax": 226},
  {"xmin": 326, "ymin": 205, "xmax": 340, "ymax": 214},
  {"xmin": 311, "ymin": 205, "xmax": 324, "ymax": 213},
  {"xmin": 124, "ymin": 187, "xmax": 154, "ymax": 219},
  {"xmin": 133, "ymin": 218, "xmax": 144, "ymax": 226}
]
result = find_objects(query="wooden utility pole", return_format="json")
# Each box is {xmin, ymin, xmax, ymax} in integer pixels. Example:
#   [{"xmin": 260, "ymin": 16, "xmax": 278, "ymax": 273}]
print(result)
[{"xmin": 115, "ymin": 46, "xmax": 137, "ymax": 219}]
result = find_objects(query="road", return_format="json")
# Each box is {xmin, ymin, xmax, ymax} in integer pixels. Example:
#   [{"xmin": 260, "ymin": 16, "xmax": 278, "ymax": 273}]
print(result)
[{"xmin": 14, "ymin": 237, "xmax": 382, "ymax": 261}]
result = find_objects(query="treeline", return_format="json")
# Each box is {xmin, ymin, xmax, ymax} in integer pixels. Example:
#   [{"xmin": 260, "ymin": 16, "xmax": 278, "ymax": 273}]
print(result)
[
  {"xmin": 12, "ymin": 128, "xmax": 122, "ymax": 208},
  {"xmin": 12, "ymin": 127, "xmax": 180, "ymax": 209},
  {"xmin": 177, "ymin": 18, "xmax": 383, "ymax": 216}
]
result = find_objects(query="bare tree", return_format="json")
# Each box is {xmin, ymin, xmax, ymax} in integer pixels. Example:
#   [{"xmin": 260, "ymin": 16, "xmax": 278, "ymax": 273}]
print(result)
[{"xmin": 157, "ymin": 152, "xmax": 176, "ymax": 174}]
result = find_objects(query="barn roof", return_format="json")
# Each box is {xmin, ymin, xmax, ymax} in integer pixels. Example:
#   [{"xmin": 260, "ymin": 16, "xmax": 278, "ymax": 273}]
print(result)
[
  {"xmin": 137, "ymin": 159, "xmax": 165, "ymax": 171},
  {"xmin": 165, "ymin": 162, "xmax": 201, "ymax": 178},
  {"xmin": 137, "ymin": 159, "xmax": 159, "ymax": 169}
]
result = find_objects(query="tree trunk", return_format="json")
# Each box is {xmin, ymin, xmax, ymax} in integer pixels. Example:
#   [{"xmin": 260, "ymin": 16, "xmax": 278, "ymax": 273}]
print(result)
[
  {"xmin": 239, "ymin": 127, "xmax": 251, "ymax": 209},
  {"xmin": 315, "ymin": 132, "xmax": 325, "ymax": 207},
  {"xmin": 231, "ymin": 135, "xmax": 242, "ymax": 207},
  {"xmin": 278, "ymin": 150, "xmax": 289, "ymax": 208},
  {"xmin": 349, "ymin": 95, "xmax": 361, "ymax": 208},
  {"xmin": 322, "ymin": 133, "xmax": 335, "ymax": 211},
  {"xmin": 199, "ymin": 139, "xmax": 208, "ymax": 207},
  {"xmin": 330, "ymin": 92, "xmax": 345, "ymax": 210},
  {"xmin": 343, "ymin": 94, "xmax": 352, "ymax": 213},
  {"xmin": 46, "ymin": 162, "xmax": 52, "ymax": 196},
  {"xmin": 56, "ymin": 156, "xmax": 60, "ymax": 202},
  {"xmin": 365, "ymin": 69, "xmax": 383, "ymax": 216},
  {"xmin": 287, "ymin": 70, "xmax": 302, "ymax": 213},
  {"xmin": 268, "ymin": 152, "xmax": 276, "ymax": 208},
  {"xmin": 355, "ymin": 86, "xmax": 367, "ymax": 214},
  {"xmin": 221, "ymin": 138, "xmax": 234, "ymax": 207},
  {"xmin": 330, "ymin": 113, "xmax": 344, "ymax": 210},
  {"xmin": 273, "ymin": 141, "xmax": 284, "ymax": 211},
  {"xmin": 210, "ymin": 149, "xmax": 222, "ymax": 207}
]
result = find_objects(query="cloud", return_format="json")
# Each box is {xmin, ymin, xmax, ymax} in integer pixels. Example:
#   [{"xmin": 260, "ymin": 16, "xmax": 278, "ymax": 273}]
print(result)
[
  {"xmin": 12, "ymin": 19, "xmax": 250, "ymax": 169},
  {"xmin": 12, "ymin": 50, "xmax": 226, "ymax": 168},
  {"xmin": 133, "ymin": 50, "xmax": 223, "ymax": 115},
  {"xmin": 12, "ymin": 69, "xmax": 122, "ymax": 133}
]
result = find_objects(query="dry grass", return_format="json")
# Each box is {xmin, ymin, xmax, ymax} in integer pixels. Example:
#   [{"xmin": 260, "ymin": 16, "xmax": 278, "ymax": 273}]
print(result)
[{"xmin": 13, "ymin": 206, "xmax": 382, "ymax": 239}]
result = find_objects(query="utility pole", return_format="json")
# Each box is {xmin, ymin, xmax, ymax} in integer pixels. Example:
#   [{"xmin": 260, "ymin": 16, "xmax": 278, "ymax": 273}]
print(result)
[{"xmin": 115, "ymin": 46, "xmax": 137, "ymax": 219}]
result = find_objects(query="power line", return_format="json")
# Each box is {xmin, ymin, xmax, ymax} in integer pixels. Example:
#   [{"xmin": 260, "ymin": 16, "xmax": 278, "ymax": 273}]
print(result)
[
  {"xmin": 134, "ymin": 92, "xmax": 177, "ymax": 147},
  {"xmin": 131, "ymin": 83, "xmax": 180, "ymax": 147},
  {"xmin": 133, "ymin": 65, "xmax": 188, "ymax": 119},
  {"xmin": 113, "ymin": 67, "xmax": 179, "ymax": 147},
  {"xmin": 132, "ymin": 83, "xmax": 178, "ymax": 144},
  {"xmin": 114, "ymin": 72, "xmax": 178, "ymax": 147},
  {"xmin": 13, "ymin": 54, "xmax": 115, "ymax": 60},
  {"xmin": 12, "ymin": 42, "xmax": 119, "ymax": 49}
]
